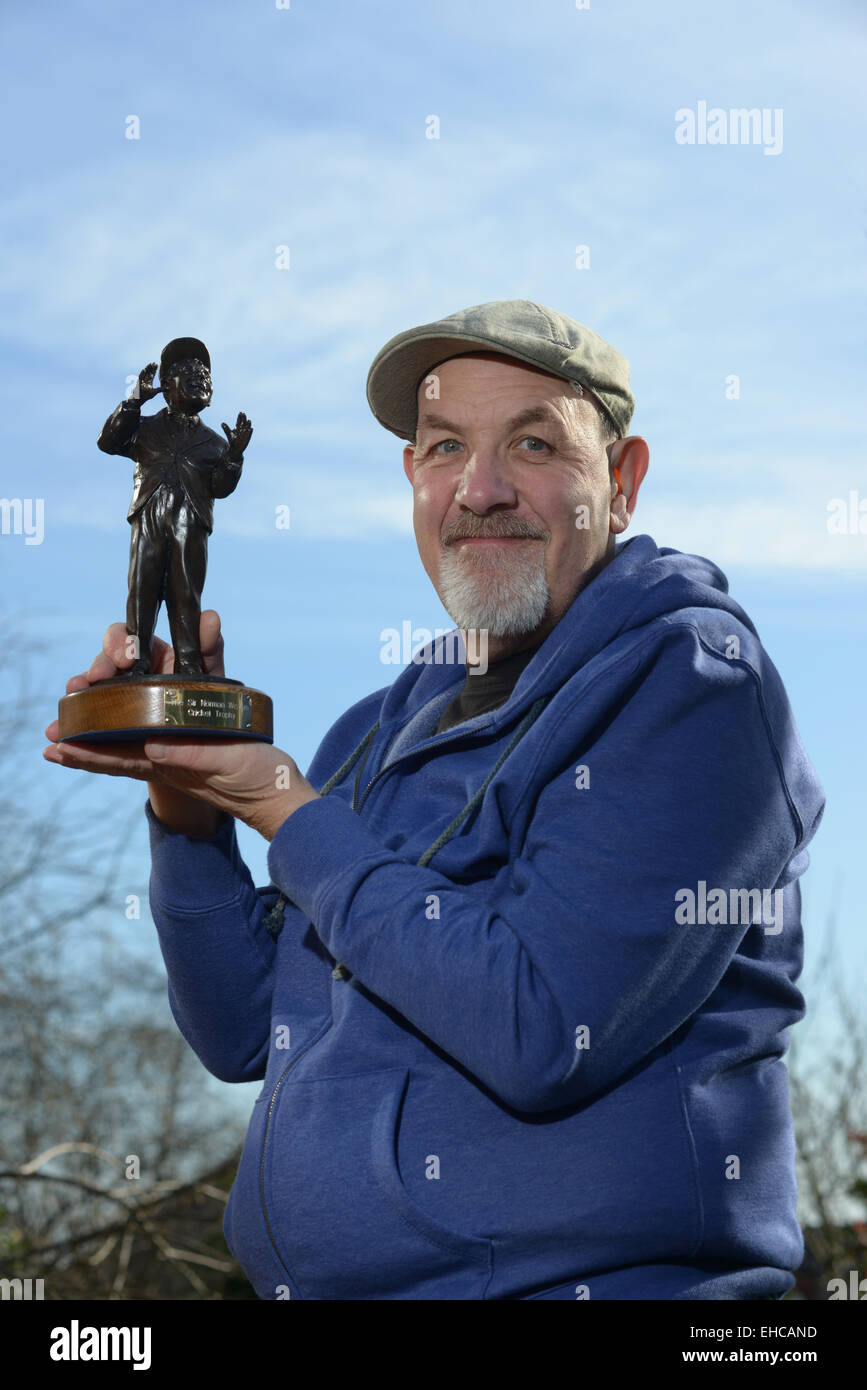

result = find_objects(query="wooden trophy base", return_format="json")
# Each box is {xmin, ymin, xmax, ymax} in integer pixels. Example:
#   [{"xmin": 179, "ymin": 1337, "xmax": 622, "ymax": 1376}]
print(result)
[{"xmin": 58, "ymin": 674, "xmax": 273, "ymax": 744}]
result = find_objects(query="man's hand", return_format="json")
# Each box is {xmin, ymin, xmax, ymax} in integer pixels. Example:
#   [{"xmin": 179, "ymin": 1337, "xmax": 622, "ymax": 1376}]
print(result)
[
  {"xmin": 221, "ymin": 412, "xmax": 253, "ymax": 461},
  {"xmin": 45, "ymin": 611, "xmax": 228, "ymax": 837},
  {"xmin": 131, "ymin": 362, "xmax": 162, "ymax": 405},
  {"xmin": 43, "ymin": 612, "xmax": 319, "ymax": 841},
  {"xmin": 139, "ymin": 736, "xmax": 320, "ymax": 842}
]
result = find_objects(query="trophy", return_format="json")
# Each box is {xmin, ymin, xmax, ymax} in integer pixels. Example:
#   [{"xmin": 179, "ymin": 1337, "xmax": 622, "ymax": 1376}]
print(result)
[{"xmin": 57, "ymin": 338, "xmax": 273, "ymax": 744}]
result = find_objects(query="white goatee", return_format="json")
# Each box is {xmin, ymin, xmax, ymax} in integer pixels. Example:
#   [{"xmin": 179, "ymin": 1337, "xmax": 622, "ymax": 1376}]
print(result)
[{"xmin": 438, "ymin": 538, "xmax": 549, "ymax": 638}]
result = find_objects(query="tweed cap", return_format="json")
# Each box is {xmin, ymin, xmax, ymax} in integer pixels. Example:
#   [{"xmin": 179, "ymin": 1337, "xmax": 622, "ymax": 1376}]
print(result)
[{"xmin": 366, "ymin": 299, "xmax": 634, "ymax": 442}]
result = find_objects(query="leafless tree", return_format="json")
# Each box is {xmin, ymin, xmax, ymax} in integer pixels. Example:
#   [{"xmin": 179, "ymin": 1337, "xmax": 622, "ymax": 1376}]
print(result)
[
  {"xmin": 787, "ymin": 893, "xmax": 867, "ymax": 1298},
  {"xmin": 0, "ymin": 613, "xmax": 254, "ymax": 1298}
]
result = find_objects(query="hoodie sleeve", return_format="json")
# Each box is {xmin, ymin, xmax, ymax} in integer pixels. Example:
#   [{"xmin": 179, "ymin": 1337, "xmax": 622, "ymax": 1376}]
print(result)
[
  {"xmin": 145, "ymin": 802, "xmax": 278, "ymax": 1083},
  {"xmin": 266, "ymin": 630, "xmax": 812, "ymax": 1114}
]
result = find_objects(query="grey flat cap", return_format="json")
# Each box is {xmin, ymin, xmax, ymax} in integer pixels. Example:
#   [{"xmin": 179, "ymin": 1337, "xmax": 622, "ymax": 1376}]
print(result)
[{"xmin": 366, "ymin": 299, "xmax": 634, "ymax": 442}]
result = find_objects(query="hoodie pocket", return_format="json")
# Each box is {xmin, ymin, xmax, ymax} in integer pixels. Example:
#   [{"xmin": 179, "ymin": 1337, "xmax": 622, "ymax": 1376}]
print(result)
[{"xmin": 262, "ymin": 1065, "xmax": 493, "ymax": 1300}]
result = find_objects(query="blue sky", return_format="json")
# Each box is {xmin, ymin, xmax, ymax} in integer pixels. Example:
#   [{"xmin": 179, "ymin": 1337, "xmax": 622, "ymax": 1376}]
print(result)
[{"xmin": 2, "ymin": 0, "xmax": 865, "ymax": 1078}]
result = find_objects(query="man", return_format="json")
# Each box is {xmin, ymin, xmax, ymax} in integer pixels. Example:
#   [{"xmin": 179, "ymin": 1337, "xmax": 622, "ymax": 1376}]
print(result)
[
  {"xmin": 97, "ymin": 337, "xmax": 252, "ymax": 676},
  {"xmin": 46, "ymin": 299, "xmax": 825, "ymax": 1300}
]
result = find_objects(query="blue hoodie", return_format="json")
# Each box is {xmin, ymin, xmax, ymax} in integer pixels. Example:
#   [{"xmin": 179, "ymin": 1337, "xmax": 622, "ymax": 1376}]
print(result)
[{"xmin": 146, "ymin": 533, "xmax": 825, "ymax": 1300}]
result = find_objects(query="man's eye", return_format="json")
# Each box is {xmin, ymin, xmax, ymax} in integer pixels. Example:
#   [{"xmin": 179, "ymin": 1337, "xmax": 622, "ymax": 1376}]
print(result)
[
  {"xmin": 430, "ymin": 438, "xmax": 462, "ymax": 455},
  {"xmin": 517, "ymin": 436, "xmax": 550, "ymax": 453}
]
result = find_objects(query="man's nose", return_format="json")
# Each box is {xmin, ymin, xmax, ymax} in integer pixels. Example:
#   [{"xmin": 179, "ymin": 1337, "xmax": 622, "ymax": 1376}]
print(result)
[{"xmin": 453, "ymin": 446, "xmax": 517, "ymax": 510}]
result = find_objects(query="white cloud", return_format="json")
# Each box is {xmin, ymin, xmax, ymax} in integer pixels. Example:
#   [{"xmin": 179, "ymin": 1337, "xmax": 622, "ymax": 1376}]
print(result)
[{"xmin": 636, "ymin": 497, "xmax": 867, "ymax": 570}]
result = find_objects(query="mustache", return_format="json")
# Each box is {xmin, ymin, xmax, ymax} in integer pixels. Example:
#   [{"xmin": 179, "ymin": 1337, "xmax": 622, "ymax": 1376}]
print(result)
[{"xmin": 443, "ymin": 517, "xmax": 548, "ymax": 543}]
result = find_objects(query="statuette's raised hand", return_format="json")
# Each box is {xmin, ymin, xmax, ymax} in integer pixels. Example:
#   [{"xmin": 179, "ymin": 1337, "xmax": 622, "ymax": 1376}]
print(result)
[
  {"xmin": 131, "ymin": 362, "xmax": 161, "ymax": 404},
  {"xmin": 222, "ymin": 411, "xmax": 253, "ymax": 461}
]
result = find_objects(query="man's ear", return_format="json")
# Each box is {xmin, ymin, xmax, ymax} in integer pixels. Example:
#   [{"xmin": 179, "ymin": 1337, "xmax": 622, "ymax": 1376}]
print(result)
[
  {"xmin": 607, "ymin": 436, "xmax": 649, "ymax": 534},
  {"xmin": 403, "ymin": 444, "xmax": 416, "ymax": 485}
]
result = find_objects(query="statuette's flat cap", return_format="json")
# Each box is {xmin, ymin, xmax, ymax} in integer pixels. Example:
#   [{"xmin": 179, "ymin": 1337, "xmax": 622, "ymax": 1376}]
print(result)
[
  {"xmin": 366, "ymin": 299, "xmax": 634, "ymax": 442},
  {"xmin": 160, "ymin": 337, "xmax": 211, "ymax": 379}
]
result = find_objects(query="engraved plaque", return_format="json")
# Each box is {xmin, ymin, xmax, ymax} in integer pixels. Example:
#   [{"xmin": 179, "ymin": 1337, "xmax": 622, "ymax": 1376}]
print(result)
[{"xmin": 163, "ymin": 687, "xmax": 253, "ymax": 731}]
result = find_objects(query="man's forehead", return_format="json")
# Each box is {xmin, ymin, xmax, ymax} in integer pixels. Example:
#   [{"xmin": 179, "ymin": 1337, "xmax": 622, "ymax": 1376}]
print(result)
[
  {"xmin": 417, "ymin": 352, "xmax": 580, "ymax": 409},
  {"xmin": 411, "ymin": 352, "xmax": 607, "ymax": 446},
  {"xmin": 417, "ymin": 400, "xmax": 571, "ymax": 432}
]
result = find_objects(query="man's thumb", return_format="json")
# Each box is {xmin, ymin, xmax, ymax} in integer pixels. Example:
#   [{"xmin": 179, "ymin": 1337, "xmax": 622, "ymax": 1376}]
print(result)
[{"xmin": 145, "ymin": 739, "xmax": 213, "ymax": 768}]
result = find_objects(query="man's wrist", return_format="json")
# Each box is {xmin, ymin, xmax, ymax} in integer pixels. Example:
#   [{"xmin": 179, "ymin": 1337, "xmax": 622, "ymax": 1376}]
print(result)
[
  {"xmin": 148, "ymin": 782, "xmax": 227, "ymax": 838},
  {"xmin": 252, "ymin": 786, "xmax": 320, "ymax": 842}
]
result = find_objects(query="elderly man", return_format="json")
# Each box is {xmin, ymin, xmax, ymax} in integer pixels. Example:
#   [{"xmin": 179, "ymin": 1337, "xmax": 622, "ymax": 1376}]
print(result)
[{"xmin": 45, "ymin": 300, "xmax": 825, "ymax": 1301}]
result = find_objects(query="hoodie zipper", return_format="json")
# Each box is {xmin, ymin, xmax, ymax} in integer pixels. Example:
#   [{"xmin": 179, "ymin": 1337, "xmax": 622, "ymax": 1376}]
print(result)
[{"xmin": 258, "ymin": 1020, "xmax": 333, "ymax": 1283}]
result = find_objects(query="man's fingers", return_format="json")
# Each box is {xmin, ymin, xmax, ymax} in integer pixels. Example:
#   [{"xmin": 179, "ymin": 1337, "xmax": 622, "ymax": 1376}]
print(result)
[
  {"xmin": 97, "ymin": 622, "xmax": 173, "ymax": 676},
  {"xmin": 43, "ymin": 739, "xmax": 155, "ymax": 780},
  {"xmin": 153, "ymin": 641, "xmax": 177, "ymax": 676},
  {"xmin": 102, "ymin": 621, "xmax": 133, "ymax": 666},
  {"xmin": 200, "ymin": 610, "xmax": 225, "ymax": 676},
  {"xmin": 144, "ymin": 738, "xmax": 214, "ymax": 769},
  {"xmin": 148, "ymin": 634, "xmax": 173, "ymax": 672},
  {"xmin": 203, "ymin": 644, "xmax": 225, "ymax": 678},
  {"xmin": 200, "ymin": 609, "xmax": 222, "ymax": 648},
  {"xmin": 48, "ymin": 733, "xmax": 237, "ymax": 778},
  {"xmin": 81, "ymin": 619, "xmax": 224, "ymax": 688},
  {"xmin": 87, "ymin": 651, "xmax": 120, "ymax": 683},
  {"xmin": 143, "ymin": 738, "xmax": 249, "ymax": 784}
]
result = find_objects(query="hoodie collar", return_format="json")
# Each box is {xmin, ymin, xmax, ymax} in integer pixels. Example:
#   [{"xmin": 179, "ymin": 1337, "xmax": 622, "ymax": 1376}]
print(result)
[{"xmin": 375, "ymin": 534, "xmax": 757, "ymax": 743}]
